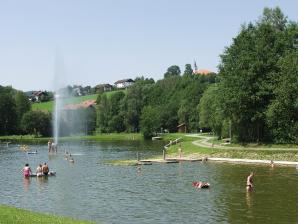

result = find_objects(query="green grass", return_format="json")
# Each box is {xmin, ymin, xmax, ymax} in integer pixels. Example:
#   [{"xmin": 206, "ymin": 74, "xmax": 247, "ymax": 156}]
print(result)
[
  {"xmin": 32, "ymin": 90, "xmax": 127, "ymax": 112},
  {"xmin": 32, "ymin": 94, "xmax": 98, "ymax": 112},
  {"xmin": 0, "ymin": 205, "xmax": 94, "ymax": 224},
  {"xmin": 164, "ymin": 135, "xmax": 298, "ymax": 161},
  {"xmin": 0, "ymin": 133, "xmax": 143, "ymax": 143}
]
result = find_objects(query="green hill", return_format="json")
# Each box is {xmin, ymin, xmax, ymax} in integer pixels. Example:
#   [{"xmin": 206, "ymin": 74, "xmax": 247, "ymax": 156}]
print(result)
[{"xmin": 32, "ymin": 90, "xmax": 126, "ymax": 112}]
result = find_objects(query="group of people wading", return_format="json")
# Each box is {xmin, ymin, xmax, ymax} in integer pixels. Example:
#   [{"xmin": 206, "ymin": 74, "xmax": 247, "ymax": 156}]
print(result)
[
  {"xmin": 22, "ymin": 163, "xmax": 50, "ymax": 177},
  {"xmin": 48, "ymin": 139, "xmax": 57, "ymax": 153}
]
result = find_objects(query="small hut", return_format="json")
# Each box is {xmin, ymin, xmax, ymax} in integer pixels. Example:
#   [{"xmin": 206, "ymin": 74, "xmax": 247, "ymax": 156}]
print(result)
[{"xmin": 177, "ymin": 123, "xmax": 187, "ymax": 133}]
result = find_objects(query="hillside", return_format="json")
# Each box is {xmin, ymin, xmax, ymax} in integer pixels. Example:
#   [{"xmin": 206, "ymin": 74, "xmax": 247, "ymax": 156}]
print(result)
[{"xmin": 32, "ymin": 90, "xmax": 126, "ymax": 112}]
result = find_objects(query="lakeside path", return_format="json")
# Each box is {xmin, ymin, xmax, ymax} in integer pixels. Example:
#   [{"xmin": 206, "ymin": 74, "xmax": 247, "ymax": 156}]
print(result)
[
  {"xmin": 187, "ymin": 134, "xmax": 298, "ymax": 151},
  {"xmin": 163, "ymin": 134, "xmax": 298, "ymax": 165}
]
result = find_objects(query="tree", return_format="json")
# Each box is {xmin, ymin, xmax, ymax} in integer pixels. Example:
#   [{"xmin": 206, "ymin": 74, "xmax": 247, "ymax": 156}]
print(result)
[
  {"xmin": 15, "ymin": 91, "xmax": 31, "ymax": 130},
  {"xmin": 140, "ymin": 106, "xmax": 161, "ymax": 139},
  {"xmin": 21, "ymin": 111, "xmax": 51, "ymax": 136},
  {"xmin": 183, "ymin": 64, "xmax": 193, "ymax": 76},
  {"xmin": 199, "ymin": 85, "xmax": 226, "ymax": 138},
  {"xmin": 266, "ymin": 51, "xmax": 298, "ymax": 143},
  {"xmin": 0, "ymin": 86, "xmax": 17, "ymax": 135},
  {"xmin": 164, "ymin": 65, "xmax": 181, "ymax": 78},
  {"xmin": 218, "ymin": 7, "xmax": 294, "ymax": 142}
]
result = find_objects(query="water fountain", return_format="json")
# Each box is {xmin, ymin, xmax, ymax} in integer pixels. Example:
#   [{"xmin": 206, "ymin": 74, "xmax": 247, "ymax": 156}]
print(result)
[{"xmin": 52, "ymin": 52, "xmax": 66, "ymax": 147}]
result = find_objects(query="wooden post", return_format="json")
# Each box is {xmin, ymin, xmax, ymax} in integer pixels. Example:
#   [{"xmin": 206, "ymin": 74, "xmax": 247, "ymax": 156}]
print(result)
[
  {"xmin": 163, "ymin": 149, "xmax": 166, "ymax": 160},
  {"xmin": 137, "ymin": 152, "xmax": 140, "ymax": 161}
]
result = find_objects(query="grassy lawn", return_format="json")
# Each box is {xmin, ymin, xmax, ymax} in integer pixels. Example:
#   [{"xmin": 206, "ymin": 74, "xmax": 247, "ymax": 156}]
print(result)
[
  {"xmin": 32, "ymin": 90, "xmax": 127, "ymax": 112},
  {"xmin": 163, "ymin": 134, "xmax": 298, "ymax": 161},
  {"xmin": 0, "ymin": 205, "xmax": 94, "ymax": 224},
  {"xmin": 0, "ymin": 133, "xmax": 143, "ymax": 143},
  {"xmin": 32, "ymin": 94, "xmax": 98, "ymax": 112}
]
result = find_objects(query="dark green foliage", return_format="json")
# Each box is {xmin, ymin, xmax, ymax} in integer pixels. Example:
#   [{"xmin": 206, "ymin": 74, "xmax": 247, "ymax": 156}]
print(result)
[
  {"xmin": 0, "ymin": 86, "xmax": 17, "ymax": 135},
  {"xmin": 21, "ymin": 110, "xmax": 52, "ymax": 136},
  {"xmin": 266, "ymin": 51, "xmax": 298, "ymax": 143},
  {"xmin": 214, "ymin": 7, "xmax": 298, "ymax": 143},
  {"xmin": 140, "ymin": 106, "xmax": 161, "ymax": 139},
  {"xmin": 15, "ymin": 91, "xmax": 31, "ymax": 131},
  {"xmin": 183, "ymin": 64, "xmax": 193, "ymax": 76},
  {"xmin": 96, "ymin": 71, "xmax": 213, "ymax": 137},
  {"xmin": 164, "ymin": 65, "xmax": 181, "ymax": 78}
]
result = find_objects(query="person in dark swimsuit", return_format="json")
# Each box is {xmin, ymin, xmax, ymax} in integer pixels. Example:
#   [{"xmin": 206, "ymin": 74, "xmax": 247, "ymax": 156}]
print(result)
[{"xmin": 42, "ymin": 163, "xmax": 49, "ymax": 176}]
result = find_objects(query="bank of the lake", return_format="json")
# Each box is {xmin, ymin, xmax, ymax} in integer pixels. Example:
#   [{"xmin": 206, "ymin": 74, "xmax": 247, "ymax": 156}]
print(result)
[
  {"xmin": 163, "ymin": 134, "xmax": 298, "ymax": 162},
  {"xmin": 0, "ymin": 133, "xmax": 143, "ymax": 144},
  {"xmin": 1, "ymin": 133, "xmax": 298, "ymax": 162},
  {"xmin": 0, "ymin": 205, "xmax": 94, "ymax": 224}
]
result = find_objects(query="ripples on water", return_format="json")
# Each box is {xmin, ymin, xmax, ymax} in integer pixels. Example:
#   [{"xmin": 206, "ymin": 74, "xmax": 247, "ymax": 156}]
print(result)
[{"xmin": 0, "ymin": 142, "xmax": 297, "ymax": 224}]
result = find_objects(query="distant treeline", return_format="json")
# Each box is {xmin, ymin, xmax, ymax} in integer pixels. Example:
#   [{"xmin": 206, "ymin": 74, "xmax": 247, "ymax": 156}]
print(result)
[{"xmin": 96, "ymin": 73, "xmax": 216, "ymax": 138}]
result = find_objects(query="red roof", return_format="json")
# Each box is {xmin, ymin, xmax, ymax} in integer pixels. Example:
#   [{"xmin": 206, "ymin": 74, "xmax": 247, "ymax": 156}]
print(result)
[
  {"xmin": 64, "ymin": 99, "xmax": 96, "ymax": 110},
  {"xmin": 193, "ymin": 69, "xmax": 213, "ymax": 75}
]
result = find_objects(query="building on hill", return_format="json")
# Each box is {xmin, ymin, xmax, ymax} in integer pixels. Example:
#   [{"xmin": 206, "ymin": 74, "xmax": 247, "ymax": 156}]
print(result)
[
  {"xmin": 114, "ymin": 79, "xmax": 135, "ymax": 89},
  {"xmin": 193, "ymin": 69, "xmax": 214, "ymax": 75},
  {"xmin": 27, "ymin": 91, "xmax": 49, "ymax": 102},
  {"xmin": 61, "ymin": 99, "xmax": 97, "ymax": 135},
  {"xmin": 94, "ymin": 84, "xmax": 113, "ymax": 93},
  {"xmin": 63, "ymin": 99, "xmax": 96, "ymax": 110}
]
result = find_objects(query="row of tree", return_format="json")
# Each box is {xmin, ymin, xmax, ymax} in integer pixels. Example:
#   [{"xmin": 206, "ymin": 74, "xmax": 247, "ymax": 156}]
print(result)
[
  {"xmin": 96, "ymin": 68, "xmax": 216, "ymax": 138},
  {"xmin": 199, "ymin": 7, "xmax": 298, "ymax": 143},
  {"xmin": 0, "ymin": 86, "xmax": 51, "ymax": 136}
]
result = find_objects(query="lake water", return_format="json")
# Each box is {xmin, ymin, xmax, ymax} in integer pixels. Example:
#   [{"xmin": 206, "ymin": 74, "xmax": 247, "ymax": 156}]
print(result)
[{"xmin": 0, "ymin": 141, "xmax": 297, "ymax": 224}]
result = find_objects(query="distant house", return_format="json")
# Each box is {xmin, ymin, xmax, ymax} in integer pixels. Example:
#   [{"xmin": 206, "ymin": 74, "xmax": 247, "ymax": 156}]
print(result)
[
  {"xmin": 193, "ymin": 69, "xmax": 214, "ymax": 75},
  {"xmin": 114, "ymin": 79, "xmax": 135, "ymax": 89},
  {"xmin": 94, "ymin": 84, "xmax": 113, "ymax": 93},
  {"xmin": 177, "ymin": 123, "xmax": 187, "ymax": 133},
  {"xmin": 28, "ymin": 91, "xmax": 47, "ymax": 102}
]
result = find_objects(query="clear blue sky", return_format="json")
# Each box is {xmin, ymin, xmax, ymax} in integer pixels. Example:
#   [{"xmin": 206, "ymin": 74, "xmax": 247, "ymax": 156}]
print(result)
[{"xmin": 0, "ymin": 0, "xmax": 297, "ymax": 91}]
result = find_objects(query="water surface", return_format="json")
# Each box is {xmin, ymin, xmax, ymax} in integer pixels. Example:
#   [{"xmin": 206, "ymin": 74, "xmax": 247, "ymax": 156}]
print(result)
[{"xmin": 0, "ymin": 141, "xmax": 297, "ymax": 223}]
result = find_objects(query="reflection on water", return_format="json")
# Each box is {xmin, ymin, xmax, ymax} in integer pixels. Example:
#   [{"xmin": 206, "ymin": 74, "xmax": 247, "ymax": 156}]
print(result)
[
  {"xmin": 1, "ymin": 141, "xmax": 298, "ymax": 224},
  {"xmin": 23, "ymin": 178, "xmax": 30, "ymax": 192},
  {"xmin": 246, "ymin": 190, "xmax": 253, "ymax": 208}
]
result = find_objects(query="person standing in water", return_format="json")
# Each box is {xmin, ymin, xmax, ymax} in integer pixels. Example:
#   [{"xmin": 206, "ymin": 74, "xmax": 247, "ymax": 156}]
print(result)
[
  {"xmin": 246, "ymin": 172, "xmax": 254, "ymax": 191},
  {"xmin": 36, "ymin": 164, "xmax": 43, "ymax": 177},
  {"xmin": 22, "ymin": 164, "xmax": 32, "ymax": 178},
  {"xmin": 42, "ymin": 163, "xmax": 49, "ymax": 176},
  {"xmin": 48, "ymin": 140, "xmax": 52, "ymax": 152}
]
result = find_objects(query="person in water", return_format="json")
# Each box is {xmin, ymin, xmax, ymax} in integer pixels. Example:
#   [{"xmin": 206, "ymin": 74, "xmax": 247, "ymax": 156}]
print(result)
[
  {"xmin": 48, "ymin": 140, "xmax": 52, "ymax": 152},
  {"xmin": 42, "ymin": 163, "xmax": 49, "ymax": 176},
  {"xmin": 22, "ymin": 164, "xmax": 32, "ymax": 177},
  {"xmin": 192, "ymin": 181, "xmax": 210, "ymax": 189},
  {"xmin": 36, "ymin": 164, "xmax": 43, "ymax": 177},
  {"xmin": 246, "ymin": 172, "xmax": 254, "ymax": 191}
]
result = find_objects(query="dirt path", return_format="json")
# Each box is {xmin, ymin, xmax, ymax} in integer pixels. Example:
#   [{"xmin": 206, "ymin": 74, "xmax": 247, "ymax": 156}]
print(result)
[{"xmin": 186, "ymin": 134, "xmax": 298, "ymax": 151}]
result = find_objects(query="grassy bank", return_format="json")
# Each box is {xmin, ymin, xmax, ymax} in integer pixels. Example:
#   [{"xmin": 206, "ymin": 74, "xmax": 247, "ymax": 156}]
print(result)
[
  {"xmin": 32, "ymin": 90, "xmax": 126, "ymax": 112},
  {"xmin": 0, "ymin": 133, "xmax": 143, "ymax": 144},
  {"xmin": 0, "ymin": 205, "xmax": 94, "ymax": 224},
  {"xmin": 164, "ymin": 135, "xmax": 298, "ymax": 162}
]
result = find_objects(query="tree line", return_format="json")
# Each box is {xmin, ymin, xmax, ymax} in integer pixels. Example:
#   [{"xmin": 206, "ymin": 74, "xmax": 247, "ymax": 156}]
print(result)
[{"xmin": 199, "ymin": 7, "xmax": 298, "ymax": 143}]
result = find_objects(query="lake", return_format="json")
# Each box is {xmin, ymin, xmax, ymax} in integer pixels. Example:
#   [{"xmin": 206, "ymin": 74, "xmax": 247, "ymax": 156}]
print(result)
[{"xmin": 0, "ymin": 141, "xmax": 297, "ymax": 223}]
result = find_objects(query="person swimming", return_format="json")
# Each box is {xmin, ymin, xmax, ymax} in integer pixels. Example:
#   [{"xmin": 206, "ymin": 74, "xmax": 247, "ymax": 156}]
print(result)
[{"xmin": 192, "ymin": 181, "xmax": 210, "ymax": 189}]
